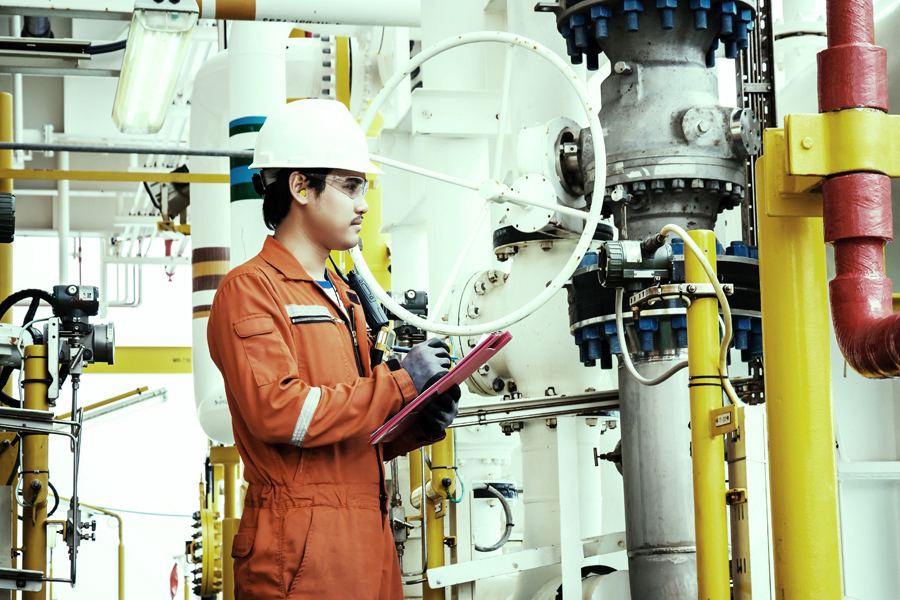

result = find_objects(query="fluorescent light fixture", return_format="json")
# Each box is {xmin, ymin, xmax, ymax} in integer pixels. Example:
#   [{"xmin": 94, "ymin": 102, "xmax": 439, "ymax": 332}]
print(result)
[
  {"xmin": 82, "ymin": 387, "xmax": 169, "ymax": 423},
  {"xmin": 112, "ymin": 0, "xmax": 199, "ymax": 135}
]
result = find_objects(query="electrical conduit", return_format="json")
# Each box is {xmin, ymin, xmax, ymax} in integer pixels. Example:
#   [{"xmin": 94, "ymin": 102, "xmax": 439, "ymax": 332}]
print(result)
[{"xmin": 820, "ymin": 0, "xmax": 898, "ymax": 377}]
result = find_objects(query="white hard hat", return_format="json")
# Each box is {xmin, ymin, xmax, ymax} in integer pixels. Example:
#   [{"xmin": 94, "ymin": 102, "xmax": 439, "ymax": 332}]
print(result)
[{"xmin": 250, "ymin": 99, "xmax": 384, "ymax": 175}]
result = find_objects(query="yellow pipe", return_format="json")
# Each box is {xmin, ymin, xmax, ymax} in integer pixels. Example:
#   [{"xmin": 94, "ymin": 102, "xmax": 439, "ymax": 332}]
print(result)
[
  {"xmin": 756, "ymin": 156, "xmax": 843, "ymax": 598},
  {"xmin": 209, "ymin": 446, "xmax": 240, "ymax": 600},
  {"xmin": 0, "ymin": 168, "xmax": 227, "ymax": 184},
  {"xmin": 84, "ymin": 347, "xmax": 192, "ymax": 374},
  {"xmin": 22, "ymin": 346, "xmax": 49, "ymax": 600},
  {"xmin": 726, "ymin": 414, "xmax": 751, "ymax": 600},
  {"xmin": 685, "ymin": 230, "xmax": 730, "ymax": 600},
  {"xmin": 68, "ymin": 500, "xmax": 124, "ymax": 600},
  {"xmin": 56, "ymin": 387, "xmax": 149, "ymax": 421},
  {"xmin": 421, "ymin": 446, "xmax": 445, "ymax": 600},
  {"xmin": 0, "ymin": 93, "xmax": 17, "ymax": 593},
  {"xmin": 429, "ymin": 430, "xmax": 456, "ymax": 501}
]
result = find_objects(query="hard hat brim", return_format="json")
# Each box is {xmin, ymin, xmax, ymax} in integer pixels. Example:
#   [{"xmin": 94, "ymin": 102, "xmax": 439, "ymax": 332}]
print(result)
[{"xmin": 249, "ymin": 159, "xmax": 385, "ymax": 176}]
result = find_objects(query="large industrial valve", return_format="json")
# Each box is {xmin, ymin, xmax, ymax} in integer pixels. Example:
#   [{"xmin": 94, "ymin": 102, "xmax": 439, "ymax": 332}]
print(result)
[
  {"xmin": 185, "ymin": 508, "xmax": 222, "ymax": 598},
  {"xmin": 347, "ymin": 31, "xmax": 608, "ymax": 337}
]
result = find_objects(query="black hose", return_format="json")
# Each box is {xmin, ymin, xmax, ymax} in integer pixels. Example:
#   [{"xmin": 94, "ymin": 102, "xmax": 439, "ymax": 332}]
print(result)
[
  {"xmin": 5, "ymin": 436, "xmax": 20, "ymax": 486},
  {"xmin": 47, "ymin": 481, "xmax": 60, "ymax": 517},
  {"xmin": 0, "ymin": 289, "xmax": 54, "ymax": 407},
  {"xmin": 84, "ymin": 39, "xmax": 127, "ymax": 55},
  {"xmin": 143, "ymin": 181, "xmax": 161, "ymax": 212}
]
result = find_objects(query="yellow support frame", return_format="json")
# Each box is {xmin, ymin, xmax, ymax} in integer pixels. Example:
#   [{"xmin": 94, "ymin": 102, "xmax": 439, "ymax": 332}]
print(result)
[
  {"xmin": 756, "ymin": 133, "xmax": 844, "ymax": 598},
  {"xmin": 785, "ymin": 110, "xmax": 900, "ymax": 177},
  {"xmin": 0, "ymin": 168, "xmax": 228, "ymax": 184},
  {"xmin": 83, "ymin": 346, "xmax": 192, "ymax": 374}
]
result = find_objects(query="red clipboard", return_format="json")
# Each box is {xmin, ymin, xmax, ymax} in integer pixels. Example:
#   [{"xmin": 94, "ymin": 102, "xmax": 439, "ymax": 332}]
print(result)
[{"xmin": 368, "ymin": 331, "xmax": 513, "ymax": 444}]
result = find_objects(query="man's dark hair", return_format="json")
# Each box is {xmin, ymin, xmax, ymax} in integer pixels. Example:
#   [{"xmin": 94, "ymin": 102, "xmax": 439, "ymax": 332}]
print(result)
[{"xmin": 260, "ymin": 168, "xmax": 331, "ymax": 230}]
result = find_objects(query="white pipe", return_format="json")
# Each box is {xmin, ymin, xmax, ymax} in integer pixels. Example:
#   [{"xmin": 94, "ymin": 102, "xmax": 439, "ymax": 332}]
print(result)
[
  {"xmin": 228, "ymin": 21, "xmax": 291, "ymax": 267},
  {"xmin": 11, "ymin": 16, "xmax": 24, "ymax": 168},
  {"xmin": 198, "ymin": 0, "xmax": 422, "ymax": 27},
  {"xmin": 57, "ymin": 151, "xmax": 70, "ymax": 285},
  {"xmin": 12, "ymin": 189, "xmax": 120, "ymax": 198}
]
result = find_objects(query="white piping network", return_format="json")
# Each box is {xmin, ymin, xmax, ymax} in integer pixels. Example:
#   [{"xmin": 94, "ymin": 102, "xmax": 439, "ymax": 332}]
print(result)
[
  {"xmin": 350, "ymin": 31, "xmax": 607, "ymax": 337},
  {"xmin": 197, "ymin": 0, "xmax": 421, "ymax": 27}
]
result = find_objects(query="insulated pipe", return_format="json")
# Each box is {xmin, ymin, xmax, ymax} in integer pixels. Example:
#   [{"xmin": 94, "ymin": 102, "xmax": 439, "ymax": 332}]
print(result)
[
  {"xmin": 22, "ymin": 345, "xmax": 49, "ymax": 600},
  {"xmin": 57, "ymin": 151, "xmax": 69, "ymax": 285},
  {"xmin": 227, "ymin": 21, "xmax": 290, "ymax": 267},
  {"xmin": 189, "ymin": 49, "xmax": 234, "ymax": 445},
  {"xmin": 195, "ymin": 0, "xmax": 421, "ymax": 27},
  {"xmin": 819, "ymin": 0, "xmax": 898, "ymax": 377},
  {"xmin": 685, "ymin": 230, "xmax": 730, "ymax": 600}
]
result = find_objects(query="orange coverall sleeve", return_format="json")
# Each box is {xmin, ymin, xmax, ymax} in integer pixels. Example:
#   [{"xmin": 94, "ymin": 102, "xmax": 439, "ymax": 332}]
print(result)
[{"xmin": 208, "ymin": 272, "xmax": 418, "ymax": 448}]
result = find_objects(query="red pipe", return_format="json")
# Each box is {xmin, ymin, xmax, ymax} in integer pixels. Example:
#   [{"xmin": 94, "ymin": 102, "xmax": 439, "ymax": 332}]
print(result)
[{"xmin": 819, "ymin": 0, "xmax": 897, "ymax": 377}]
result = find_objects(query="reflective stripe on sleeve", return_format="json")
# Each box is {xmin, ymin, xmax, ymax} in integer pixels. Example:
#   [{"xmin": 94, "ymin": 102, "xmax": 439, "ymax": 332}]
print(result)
[{"xmin": 291, "ymin": 387, "xmax": 321, "ymax": 447}]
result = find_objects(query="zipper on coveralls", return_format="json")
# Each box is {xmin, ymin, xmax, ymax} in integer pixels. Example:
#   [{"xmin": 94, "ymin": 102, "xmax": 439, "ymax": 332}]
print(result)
[{"xmin": 345, "ymin": 304, "xmax": 365, "ymax": 377}]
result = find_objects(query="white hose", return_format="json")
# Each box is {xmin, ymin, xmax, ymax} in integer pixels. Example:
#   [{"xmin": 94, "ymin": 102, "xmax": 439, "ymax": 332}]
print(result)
[
  {"xmin": 614, "ymin": 288, "xmax": 689, "ymax": 386},
  {"xmin": 659, "ymin": 224, "xmax": 742, "ymax": 405}
]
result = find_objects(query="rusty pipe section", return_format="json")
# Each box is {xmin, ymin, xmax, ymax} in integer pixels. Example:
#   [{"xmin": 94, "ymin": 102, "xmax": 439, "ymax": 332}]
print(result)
[{"xmin": 819, "ymin": 0, "xmax": 899, "ymax": 377}]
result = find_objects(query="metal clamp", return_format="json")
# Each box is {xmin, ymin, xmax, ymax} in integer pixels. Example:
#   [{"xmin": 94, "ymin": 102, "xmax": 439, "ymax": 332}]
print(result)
[{"xmin": 629, "ymin": 283, "xmax": 733, "ymax": 314}]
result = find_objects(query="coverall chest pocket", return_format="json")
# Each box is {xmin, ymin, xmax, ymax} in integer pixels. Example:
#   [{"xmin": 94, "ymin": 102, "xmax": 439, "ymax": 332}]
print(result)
[
  {"xmin": 234, "ymin": 315, "xmax": 294, "ymax": 387},
  {"xmin": 286, "ymin": 304, "xmax": 353, "ymax": 384}
]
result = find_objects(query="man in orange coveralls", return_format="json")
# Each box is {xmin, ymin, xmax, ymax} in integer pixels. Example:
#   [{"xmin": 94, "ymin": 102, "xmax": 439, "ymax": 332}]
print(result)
[{"xmin": 208, "ymin": 99, "xmax": 461, "ymax": 599}]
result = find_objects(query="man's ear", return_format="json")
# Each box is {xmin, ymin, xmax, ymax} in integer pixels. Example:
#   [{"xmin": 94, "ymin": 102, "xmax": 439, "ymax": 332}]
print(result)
[{"xmin": 289, "ymin": 171, "xmax": 309, "ymax": 205}]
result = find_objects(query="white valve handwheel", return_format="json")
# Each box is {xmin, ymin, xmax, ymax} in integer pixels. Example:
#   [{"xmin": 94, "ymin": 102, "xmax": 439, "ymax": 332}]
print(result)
[{"xmin": 350, "ymin": 31, "xmax": 607, "ymax": 336}]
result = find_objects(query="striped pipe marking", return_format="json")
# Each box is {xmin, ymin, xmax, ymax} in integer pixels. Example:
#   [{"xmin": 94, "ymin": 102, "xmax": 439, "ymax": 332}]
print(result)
[
  {"xmin": 198, "ymin": 0, "xmax": 256, "ymax": 20},
  {"xmin": 192, "ymin": 247, "xmax": 230, "ymax": 319},
  {"xmin": 229, "ymin": 116, "xmax": 266, "ymax": 203}
]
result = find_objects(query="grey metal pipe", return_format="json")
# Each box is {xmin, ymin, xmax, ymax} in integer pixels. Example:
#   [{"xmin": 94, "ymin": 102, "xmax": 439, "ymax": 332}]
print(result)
[
  {"xmin": 22, "ymin": 16, "xmax": 52, "ymax": 37},
  {"xmin": 618, "ymin": 354, "xmax": 698, "ymax": 600},
  {"xmin": 0, "ymin": 142, "xmax": 252, "ymax": 159}
]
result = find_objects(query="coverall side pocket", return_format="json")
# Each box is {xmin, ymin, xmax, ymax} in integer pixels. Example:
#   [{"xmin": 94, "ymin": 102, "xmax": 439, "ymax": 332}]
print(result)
[
  {"xmin": 232, "ymin": 530, "xmax": 256, "ymax": 558},
  {"xmin": 234, "ymin": 314, "xmax": 294, "ymax": 387},
  {"xmin": 283, "ymin": 507, "xmax": 314, "ymax": 597}
]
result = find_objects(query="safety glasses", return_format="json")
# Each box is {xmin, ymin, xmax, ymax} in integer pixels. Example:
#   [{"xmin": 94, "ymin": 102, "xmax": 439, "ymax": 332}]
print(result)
[{"xmin": 308, "ymin": 174, "xmax": 369, "ymax": 199}]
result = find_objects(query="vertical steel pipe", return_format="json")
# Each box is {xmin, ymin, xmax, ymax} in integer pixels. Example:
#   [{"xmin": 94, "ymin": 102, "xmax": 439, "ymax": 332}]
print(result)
[
  {"xmin": 618, "ymin": 359, "xmax": 697, "ymax": 600},
  {"xmin": 57, "ymin": 152, "xmax": 70, "ymax": 285},
  {"xmin": 22, "ymin": 345, "xmax": 49, "ymax": 600},
  {"xmin": 757, "ymin": 192, "xmax": 843, "ymax": 598},
  {"xmin": 685, "ymin": 229, "xmax": 729, "ymax": 600},
  {"xmin": 727, "ymin": 417, "xmax": 752, "ymax": 599}
]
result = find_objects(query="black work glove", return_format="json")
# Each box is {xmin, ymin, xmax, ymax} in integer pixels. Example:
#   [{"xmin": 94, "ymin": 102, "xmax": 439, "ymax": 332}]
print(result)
[
  {"xmin": 419, "ymin": 383, "xmax": 461, "ymax": 437},
  {"xmin": 401, "ymin": 338, "xmax": 452, "ymax": 394}
]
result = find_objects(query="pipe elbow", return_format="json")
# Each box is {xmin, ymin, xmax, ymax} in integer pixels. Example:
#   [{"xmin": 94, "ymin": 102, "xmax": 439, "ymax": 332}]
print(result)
[{"xmin": 830, "ymin": 273, "xmax": 900, "ymax": 377}]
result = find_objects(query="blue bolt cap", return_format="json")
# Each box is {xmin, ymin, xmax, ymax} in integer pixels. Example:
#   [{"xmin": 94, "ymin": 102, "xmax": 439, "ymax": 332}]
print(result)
[
  {"xmin": 672, "ymin": 315, "xmax": 688, "ymax": 329},
  {"xmin": 569, "ymin": 13, "xmax": 587, "ymax": 26},
  {"xmin": 671, "ymin": 237, "xmax": 685, "ymax": 255},
  {"xmin": 734, "ymin": 329, "xmax": 749, "ymax": 350},
  {"xmin": 579, "ymin": 252, "xmax": 599, "ymax": 268},
  {"xmin": 574, "ymin": 329, "xmax": 584, "ymax": 345},
  {"xmin": 583, "ymin": 324, "xmax": 602, "ymax": 340},
  {"xmin": 591, "ymin": 5, "xmax": 614, "ymax": 17},
  {"xmin": 587, "ymin": 338, "xmax": 603, "ymax": 360},
  {"xmin": 638, "ymin": 316, "xmax": 659, "ymax": 331},
  {"xmin": 749, "ymin": 245, "xmax": 759, "ymax": 259},
  {"xmin": 676, "ymin": 328, "xmax": 689, "ymax": 348},
  {"xmin": 727, "ymin": 240, "xmax": 750, "ymax": 257},
  {"xmin": 604, "ymin": 322, "xmax": 618, "ymax": 335},
  {"xmin": 639, "ymin": 330, "xmax": 654, "ymax": 352},
  {"xmin": 715, "ymin": 240, "xmax": 724, "ymax": 255}
]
